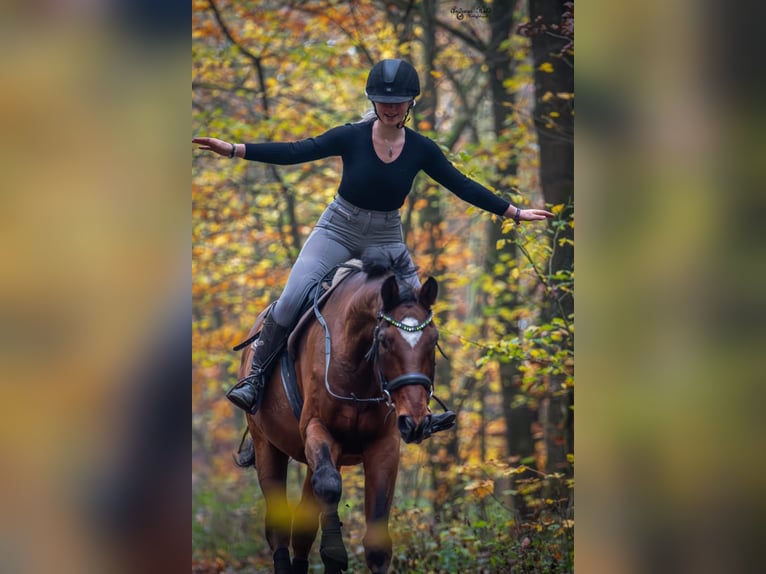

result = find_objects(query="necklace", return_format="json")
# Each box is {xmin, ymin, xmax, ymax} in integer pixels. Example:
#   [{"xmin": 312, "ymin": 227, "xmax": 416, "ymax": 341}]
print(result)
[
  {"xmin": 380, "ymin": 132, "xmax": 396, "ymax": 159},
  {"xmin": 378, "ymin": 127, "xmax": 400, "ymax": 159},
  {"xmin": 381, "ymin": 137, "xmax": 395, "ymax": 158}
]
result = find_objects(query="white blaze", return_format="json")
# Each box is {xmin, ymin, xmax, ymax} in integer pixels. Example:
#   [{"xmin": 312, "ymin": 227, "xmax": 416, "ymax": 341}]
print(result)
[{"xmin": 398, "ymin": 317, "xmax": 423, "ymax": 348}]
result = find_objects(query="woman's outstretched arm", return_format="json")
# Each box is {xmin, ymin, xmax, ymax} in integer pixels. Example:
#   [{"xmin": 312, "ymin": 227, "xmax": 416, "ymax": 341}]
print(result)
[{"xmin": 192, "ymin": 137, "xmax": 242, "ymax": 158}]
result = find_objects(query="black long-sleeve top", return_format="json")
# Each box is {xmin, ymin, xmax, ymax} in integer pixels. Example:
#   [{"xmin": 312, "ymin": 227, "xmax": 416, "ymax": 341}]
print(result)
[{"xmin": 243, "ymin": 121, "xmax": 510, "ymax": 215}]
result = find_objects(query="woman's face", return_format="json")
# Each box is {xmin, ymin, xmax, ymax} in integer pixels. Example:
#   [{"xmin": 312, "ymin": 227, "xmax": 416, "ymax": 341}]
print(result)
[{"xmin": 374, "ymin": 101, "xmax": 412, "ymax": 126}]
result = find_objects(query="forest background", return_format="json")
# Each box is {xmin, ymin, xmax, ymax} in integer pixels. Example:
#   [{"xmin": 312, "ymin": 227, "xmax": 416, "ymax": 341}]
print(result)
[
  {"xmin": 0, "ymin": 1, "xmax": 759, "ymax": 573},
  {"xmin": 192, "ymin": 1, "xmax": 573, "ymax": 572}
]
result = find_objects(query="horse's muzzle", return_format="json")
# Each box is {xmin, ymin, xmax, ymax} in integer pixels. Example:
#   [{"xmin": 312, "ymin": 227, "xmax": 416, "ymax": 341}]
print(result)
[{"xmin": 398, "ymin": 414, "xmax": 432, "ymax": 444}]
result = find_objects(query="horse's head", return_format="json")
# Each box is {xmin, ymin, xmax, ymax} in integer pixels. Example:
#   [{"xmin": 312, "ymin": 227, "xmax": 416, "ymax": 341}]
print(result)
[{"xmin": 373, "ymin": 274, "xmax": 439, "ymax": 444}]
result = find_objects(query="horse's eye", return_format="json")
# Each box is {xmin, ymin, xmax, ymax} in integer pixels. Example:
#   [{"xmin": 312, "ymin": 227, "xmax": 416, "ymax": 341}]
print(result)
[{"xmin": 380, "ymin": 335, "xmax": 391, "ymax": 350}]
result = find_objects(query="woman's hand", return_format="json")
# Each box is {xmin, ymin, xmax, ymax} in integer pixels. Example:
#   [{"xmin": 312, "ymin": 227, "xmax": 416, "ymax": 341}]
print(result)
[
  {"xmin": 503, "ymin": 205, "xmax": 555, "ymax": 222},
  {"xmin": 192, "ymin": 137, "xmax": 236, "ymax": 157},
  {"xmin": 519, "ymin": 208, "xmax": 555, "ymax": 221}
]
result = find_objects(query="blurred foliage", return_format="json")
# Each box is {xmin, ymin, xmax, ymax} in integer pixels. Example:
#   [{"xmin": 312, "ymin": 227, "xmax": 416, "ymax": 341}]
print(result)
[
  {"xmin": 192, "ymin": 460, "xmax": 573, "ymax": 573},
  {"xmin": 193, "ymin": 1, "xmax": 573, "ymax": 572}
]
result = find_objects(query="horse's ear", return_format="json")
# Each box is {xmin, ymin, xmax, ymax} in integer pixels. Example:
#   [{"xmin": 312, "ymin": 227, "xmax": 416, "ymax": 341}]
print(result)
[
  {"xmin": 381, "ymin": 275, "xmax": 400, "ymax": 312},
  {"xmin": 418, "ymin": 277, "xmax": 438, "ymax": 309}
]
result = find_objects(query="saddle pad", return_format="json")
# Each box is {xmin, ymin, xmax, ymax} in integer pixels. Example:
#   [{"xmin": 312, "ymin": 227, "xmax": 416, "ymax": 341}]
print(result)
[{"xmin": 279, "ymin": 352, "xmax": 303, "ymax": 420}]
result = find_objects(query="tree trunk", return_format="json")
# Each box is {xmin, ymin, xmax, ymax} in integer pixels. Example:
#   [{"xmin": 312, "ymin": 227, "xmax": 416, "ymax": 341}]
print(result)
[
  {"xmin": 483, "ymin": 0, "xmax": 540, "ymax": 518},
  {"xmin": 528, "ymin": 0, "xmax": 574, "ymax": 491}
]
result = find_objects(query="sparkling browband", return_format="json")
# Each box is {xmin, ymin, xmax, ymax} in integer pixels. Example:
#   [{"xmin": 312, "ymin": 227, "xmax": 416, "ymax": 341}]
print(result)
[{"xmin": 378, "ymin": 311, "xmax": 433, "ymax": 332}]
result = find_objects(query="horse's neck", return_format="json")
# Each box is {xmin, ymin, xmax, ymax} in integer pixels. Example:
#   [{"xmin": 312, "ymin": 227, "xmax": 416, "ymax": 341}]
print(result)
[{"xmin": 336, "ymin": 282, "xmax": 380, "ymax": 360}]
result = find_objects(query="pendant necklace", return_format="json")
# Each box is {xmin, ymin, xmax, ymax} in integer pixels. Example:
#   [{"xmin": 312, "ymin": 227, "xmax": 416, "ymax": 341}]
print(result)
[
  {"xmin": 378, "ymin": 124, "xmax": 398, "ymax": 159},
  {"xmin": 382, "ymin": 134, "xmax": 394, "ymax": 158}
]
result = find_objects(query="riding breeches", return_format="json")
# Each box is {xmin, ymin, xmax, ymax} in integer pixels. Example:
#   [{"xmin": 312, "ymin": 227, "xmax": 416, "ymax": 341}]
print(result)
[{"xmin": 269, "ymin": 195, "xmax": 420, "ymax": 328}]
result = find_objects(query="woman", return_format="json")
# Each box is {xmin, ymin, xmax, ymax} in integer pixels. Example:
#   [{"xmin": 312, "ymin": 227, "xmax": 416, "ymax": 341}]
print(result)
[{"xmin": 193, "ymin": 59, "xmax": 553, "ymax": 419}]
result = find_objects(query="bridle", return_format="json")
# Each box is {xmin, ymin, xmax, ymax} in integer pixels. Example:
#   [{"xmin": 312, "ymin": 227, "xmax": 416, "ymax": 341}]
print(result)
[
  {"xmin": 365, "ymin": 310, "xmax": 435, "ymax": 406},
  {"xmin": 313, "ymin": 271, "xmax": 441, "ymax": 406}
]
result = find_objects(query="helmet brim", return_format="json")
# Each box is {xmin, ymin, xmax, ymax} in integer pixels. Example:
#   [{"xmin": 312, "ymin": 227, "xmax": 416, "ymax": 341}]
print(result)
[{"xmin": 367, "ymin": 94, "xmax": 415, "ymax": 103}]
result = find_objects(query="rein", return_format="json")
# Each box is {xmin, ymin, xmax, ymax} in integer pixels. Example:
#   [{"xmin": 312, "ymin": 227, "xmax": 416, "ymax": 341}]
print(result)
[{"xmin": 314, "ymin": 267, "xmax": 387, "ymax": 405}]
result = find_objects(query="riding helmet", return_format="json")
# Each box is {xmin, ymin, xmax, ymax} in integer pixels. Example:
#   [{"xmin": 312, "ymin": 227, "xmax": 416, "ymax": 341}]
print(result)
[{"xmin": 365, "ymin": 59, "xmax": 420, "ymax": 103}]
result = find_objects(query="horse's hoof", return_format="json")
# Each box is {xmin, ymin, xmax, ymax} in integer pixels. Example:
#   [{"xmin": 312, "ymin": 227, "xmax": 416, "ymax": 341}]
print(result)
[
  {"xmin": 319, "ymin": 512, "xmax": 348, "ymax": 573},
  {"xmin": 291, "ymin": 557, "xmax": 310, "ymax": 574},
  {"xmin": 273, "ymin": 547, "xmax": 291, "ymax": 574},
  {"xmin": 319, "ymin": 548, "xmax": 348, "ymax": 573},
  {"xmin": 320, "ymin": 537, "xmax": 348, "ymax": 569}
]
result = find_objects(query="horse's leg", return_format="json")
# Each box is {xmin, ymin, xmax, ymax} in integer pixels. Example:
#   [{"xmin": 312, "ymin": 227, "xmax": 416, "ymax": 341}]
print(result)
[
  {"xmin": 290, "ymin": 468, "xmax": 319, "ymax": 574},
  {"xmin": 361, "ymin": 435, "xmax": 400, "ymax": 574},
  {"xmin": 304, "ymin": 419, "xmax": 347, "ymax": 573},
  {"xmin": 253, "ymin": 435, "xmax": 292, "ymax": 574}
]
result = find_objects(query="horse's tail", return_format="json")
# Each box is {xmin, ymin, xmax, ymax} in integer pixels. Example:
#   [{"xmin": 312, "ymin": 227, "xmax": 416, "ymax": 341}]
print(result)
[{"xmin": 361, "ymin": 247, "xmax": 414, "ymax": 278}]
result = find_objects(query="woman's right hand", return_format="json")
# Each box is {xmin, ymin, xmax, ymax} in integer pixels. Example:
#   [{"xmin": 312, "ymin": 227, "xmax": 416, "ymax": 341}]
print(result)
[{"xmin": 192, "ymin": 137, "xmax": 235, "ymax": 157}]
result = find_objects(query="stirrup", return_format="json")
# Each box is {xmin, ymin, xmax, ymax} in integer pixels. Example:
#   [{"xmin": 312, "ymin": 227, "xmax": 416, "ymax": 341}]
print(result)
[
  {"xmin": 232, "ymin": 430, "xmax": 255, "ymax": 468},
  {"xmin": 429, "ymin": 410, "xmax": 457, "ymax": 434}
]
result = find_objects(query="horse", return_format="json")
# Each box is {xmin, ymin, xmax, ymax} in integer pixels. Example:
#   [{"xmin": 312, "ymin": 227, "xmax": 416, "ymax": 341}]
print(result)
[{"xmin": 238, "ymin": 253, "xmax": 442, "ymax": 574}]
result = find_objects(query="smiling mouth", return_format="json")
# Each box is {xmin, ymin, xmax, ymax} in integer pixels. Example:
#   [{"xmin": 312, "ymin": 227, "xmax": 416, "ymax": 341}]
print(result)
[{"xmin": 384, "ymin": 113, "xmax": 399, "ymax": 120}]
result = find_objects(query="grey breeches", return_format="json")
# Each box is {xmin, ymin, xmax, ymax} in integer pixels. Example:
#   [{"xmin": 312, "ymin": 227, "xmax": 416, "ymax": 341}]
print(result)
[{"xmin": 270, "ymin": 195, "xmax": 420, "ymax": 328}]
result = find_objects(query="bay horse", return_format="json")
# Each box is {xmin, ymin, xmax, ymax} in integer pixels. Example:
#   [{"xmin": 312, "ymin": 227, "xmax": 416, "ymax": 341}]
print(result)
[{"xmin": 238, "ymin": 253, "xmax": 442, "ymax": 574}]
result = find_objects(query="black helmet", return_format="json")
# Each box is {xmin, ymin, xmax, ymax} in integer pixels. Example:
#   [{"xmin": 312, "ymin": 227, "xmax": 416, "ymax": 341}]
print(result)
[{"xmin": 365, "ymin": 59, "xmax": 420, "ymax": 103}]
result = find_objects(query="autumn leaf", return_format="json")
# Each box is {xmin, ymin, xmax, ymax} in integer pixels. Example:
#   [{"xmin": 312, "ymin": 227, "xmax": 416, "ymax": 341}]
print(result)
[{"xmin": 464, "ymin": 479, "xmax": 494, "ymax": 499}]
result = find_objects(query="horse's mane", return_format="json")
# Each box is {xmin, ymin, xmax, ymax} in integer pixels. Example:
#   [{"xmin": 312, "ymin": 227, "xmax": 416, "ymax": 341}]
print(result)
[{"xmin": 360, "ymin": 247, "xmax": 418, "ymax": 302}]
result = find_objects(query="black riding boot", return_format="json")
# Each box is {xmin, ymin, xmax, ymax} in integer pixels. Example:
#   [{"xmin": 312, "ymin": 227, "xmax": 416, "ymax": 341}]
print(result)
[{"xmin": 227, "ymin": 314, "xmax": 290, "ymax": 414}]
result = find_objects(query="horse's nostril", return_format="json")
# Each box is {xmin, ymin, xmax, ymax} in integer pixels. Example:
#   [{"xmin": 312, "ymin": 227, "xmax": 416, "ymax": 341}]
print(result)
[
  {"xmin": 398, "ymin": 415, "xmax": 416, "ymax": 442},
  {"xmin": 398, "ymin": 415, "xmax": 414, "ymax": 433},
  {"xmin": 398, "ymin": 415, "xmax": 434, "ymax": 444}
]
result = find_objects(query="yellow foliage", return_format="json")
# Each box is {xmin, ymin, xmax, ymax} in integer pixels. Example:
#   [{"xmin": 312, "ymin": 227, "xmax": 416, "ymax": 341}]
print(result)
[
  {"xmin": 464, "ymin": 479, "xmax": 494, "ymax": 499},
  {"xmin": 192, "ymin": 2, "xmax": 572, "ymax": 517},
  {"xmin": 417, "ymin": 120, "xmax": 432, "ymax": 131}
]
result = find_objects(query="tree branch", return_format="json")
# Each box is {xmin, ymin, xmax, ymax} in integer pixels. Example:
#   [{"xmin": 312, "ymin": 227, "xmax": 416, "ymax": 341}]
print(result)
[
  {"xmin": 434, "ymin": 17, "xmax": 487, "ymax": 52},
  {"xmin": 207, "ymin": 0, "xmax": 301, "ymax": 258},
  {"xmin": 292, "ymin": 3, "xmax": 376, "ymax": 66}
]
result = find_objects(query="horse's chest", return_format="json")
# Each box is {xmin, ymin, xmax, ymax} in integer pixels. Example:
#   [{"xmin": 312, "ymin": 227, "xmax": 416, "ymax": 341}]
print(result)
[{"xmin": 324, "ymin": 405, "xmax": 387, "ymax": 444}]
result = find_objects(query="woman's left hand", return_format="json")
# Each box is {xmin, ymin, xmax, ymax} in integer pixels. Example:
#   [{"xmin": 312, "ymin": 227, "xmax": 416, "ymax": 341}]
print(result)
[
  {"xmin": 504, "ymin": 205, "xmax": 555, "ymax": 221},
  {"xmin": 520, "ymin": 208, "xmax": 555, "ymax": 221}
]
